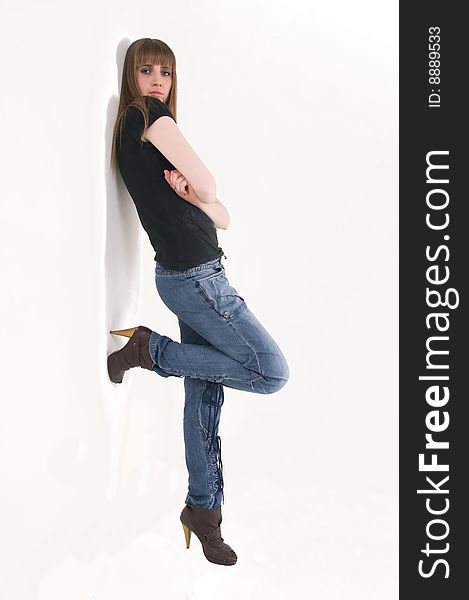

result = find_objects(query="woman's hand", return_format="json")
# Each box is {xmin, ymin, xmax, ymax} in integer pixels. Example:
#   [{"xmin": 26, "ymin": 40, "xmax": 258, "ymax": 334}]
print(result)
[
  {"xmin": 163, "ymin": 168, "xmax": 230, "ymax": 229},
  {"xmin": 163, "ymin": 169, "xmax": 201, "ymax": 207}
]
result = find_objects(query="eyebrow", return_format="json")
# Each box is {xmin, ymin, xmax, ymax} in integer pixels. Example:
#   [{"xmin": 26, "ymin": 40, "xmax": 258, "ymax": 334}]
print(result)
[{"xmin": 139, "ymin": 64, "xmax": 172, "ymax": 70}]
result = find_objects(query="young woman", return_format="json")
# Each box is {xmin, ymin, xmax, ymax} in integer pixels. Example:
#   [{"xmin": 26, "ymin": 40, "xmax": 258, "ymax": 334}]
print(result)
[{"xmin": 109, "ymin": 38, "xmax": 289, "ymax": 566}]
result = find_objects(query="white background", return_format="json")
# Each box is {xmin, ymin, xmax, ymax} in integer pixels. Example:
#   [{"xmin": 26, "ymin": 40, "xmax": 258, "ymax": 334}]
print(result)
[{"xmin": 0, "ymin": 0, "xmax": 398, "ymax": 598}]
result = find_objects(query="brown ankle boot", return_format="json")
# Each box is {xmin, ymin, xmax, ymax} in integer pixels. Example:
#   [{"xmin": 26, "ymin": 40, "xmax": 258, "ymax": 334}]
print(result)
[
  {"xmin": 107, "ymin": 326, "xmax": 154, "ymax": 384},
  {"xmin": 180, "ymin": 504, "xmax": 237, "ymax": 566}
]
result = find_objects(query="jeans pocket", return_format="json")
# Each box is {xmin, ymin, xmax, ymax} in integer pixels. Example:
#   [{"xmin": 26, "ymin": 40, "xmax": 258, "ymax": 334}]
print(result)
[{"xmin": 195, "ymin": 271, "xmax": 246, "ymax": 319}]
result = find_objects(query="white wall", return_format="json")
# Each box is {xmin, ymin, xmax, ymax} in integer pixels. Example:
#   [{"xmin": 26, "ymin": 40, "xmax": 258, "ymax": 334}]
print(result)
[{"xmin": 0, "ymin": 0, "xmax": 398, "ymax": 598}]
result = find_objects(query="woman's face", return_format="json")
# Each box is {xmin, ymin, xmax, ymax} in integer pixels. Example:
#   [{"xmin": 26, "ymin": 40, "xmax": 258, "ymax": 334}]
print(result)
[{"xmin": 136, "ymin": 63, "xmax": 173, "ymax": 103}]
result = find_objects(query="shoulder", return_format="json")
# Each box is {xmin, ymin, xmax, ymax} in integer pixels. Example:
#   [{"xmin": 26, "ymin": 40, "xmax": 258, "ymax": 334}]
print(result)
[
  {"xmin": 121, "ymin": 97, "xmax": 175, "ymax": 143},
  {"xmin": 145, "ymin": 96, "xmax": 175, "ymax": 121},
  {"xmin": 125, "ymin": 96, "xmax": 174, "ymax": 125},
  {"xmin": 124, "ymin": 96, "xmax": 171, "ymax": 115}
]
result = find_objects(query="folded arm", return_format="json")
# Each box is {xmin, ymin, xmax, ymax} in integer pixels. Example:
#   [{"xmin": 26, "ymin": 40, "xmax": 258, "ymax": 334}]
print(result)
[
  {"xmin": 194, "ymin": 197, "xmax": 230, "ymax": 230},
  {"xmin": 163, "ymin": 169, "xmax": 230, "ymax": 230},
  {"xmin": 143, "ymin": 115, "xmax": 217, "ymax": 204}
]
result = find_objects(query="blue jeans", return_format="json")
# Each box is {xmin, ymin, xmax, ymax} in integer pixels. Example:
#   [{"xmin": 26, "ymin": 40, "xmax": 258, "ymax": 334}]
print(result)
[{"xmin": 148, "ymin": 256, "xmax": 289, "ymax": 509}]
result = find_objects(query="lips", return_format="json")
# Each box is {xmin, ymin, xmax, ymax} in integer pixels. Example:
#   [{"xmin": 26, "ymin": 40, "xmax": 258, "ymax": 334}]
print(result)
[{"xmin": 150, "ymin": 91, "xmax": 163, "ymax": 96}]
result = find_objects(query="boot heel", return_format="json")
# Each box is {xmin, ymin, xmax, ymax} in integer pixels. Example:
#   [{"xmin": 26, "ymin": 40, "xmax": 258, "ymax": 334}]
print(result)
[
  {"xmin": 182, "ymin": 523, "xmax": 191, "ymax": 549},
  {"xmin": 110, "ymin": 327, "xmax": 138, "ymax": 338}
]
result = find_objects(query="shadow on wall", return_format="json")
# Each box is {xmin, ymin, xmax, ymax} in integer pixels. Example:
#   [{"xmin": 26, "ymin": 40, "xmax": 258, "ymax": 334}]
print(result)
[{"xmin": 104, "ymin": 39, "xmax": 144, "ymax": 341}]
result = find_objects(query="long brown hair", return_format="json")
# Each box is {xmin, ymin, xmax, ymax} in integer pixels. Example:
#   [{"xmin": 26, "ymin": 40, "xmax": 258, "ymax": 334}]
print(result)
[{"xmin": 110, "ymin": 38, "xmax": 178, "ymax": 174}]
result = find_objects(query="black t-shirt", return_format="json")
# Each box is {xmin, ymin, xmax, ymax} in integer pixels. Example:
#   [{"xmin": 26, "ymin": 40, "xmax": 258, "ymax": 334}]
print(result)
[{"xmin": 116, "ymin": 96, "xmax": 224, "ymax": 270}]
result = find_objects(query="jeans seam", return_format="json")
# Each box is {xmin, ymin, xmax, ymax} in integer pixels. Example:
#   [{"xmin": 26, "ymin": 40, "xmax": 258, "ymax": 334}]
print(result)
[
  {"xmin": 227, "ymin": 316, "xmax": 263, "ymax": 375},
  {"xmin": 199, "ymin": 388, "xmax": 220, "ymax": 503}
]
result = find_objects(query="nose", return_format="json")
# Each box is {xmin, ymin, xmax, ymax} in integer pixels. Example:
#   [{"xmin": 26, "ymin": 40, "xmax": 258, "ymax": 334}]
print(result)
[{"xmin": 152, "ymin": 73, "xmax": 164, "ymax": 86}]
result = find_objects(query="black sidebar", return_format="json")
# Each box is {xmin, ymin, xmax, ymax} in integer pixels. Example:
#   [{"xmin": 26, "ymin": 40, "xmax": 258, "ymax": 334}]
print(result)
[{"xmin": 400, "ymin": 3, "xmax": 467, "ymax": 597}]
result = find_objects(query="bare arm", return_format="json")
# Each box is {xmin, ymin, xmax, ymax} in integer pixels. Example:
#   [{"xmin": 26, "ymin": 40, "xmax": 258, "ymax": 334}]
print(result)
[
  {"xmin": 163, "ymin": 169, "xmax": 230, "ymax": 229},
  {"xmin": 194, "ymin": 197, "xmax": 230, "ymax": 230},
  {"xmin": 144, "ymin": 115, "xmax": 217, "ymax": 203}
]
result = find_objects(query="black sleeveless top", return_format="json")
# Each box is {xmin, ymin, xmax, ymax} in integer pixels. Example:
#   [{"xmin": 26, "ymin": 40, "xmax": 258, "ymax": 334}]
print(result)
[{"xmin": 116, "ymin": 96, "xmax": 224, "ymax": 270}]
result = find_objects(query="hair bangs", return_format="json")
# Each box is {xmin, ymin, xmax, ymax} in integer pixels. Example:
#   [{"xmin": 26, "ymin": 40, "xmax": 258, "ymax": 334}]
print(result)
[{"xmin": 135, "ymin": 39, "xmax": 176, "ymax": 72}]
